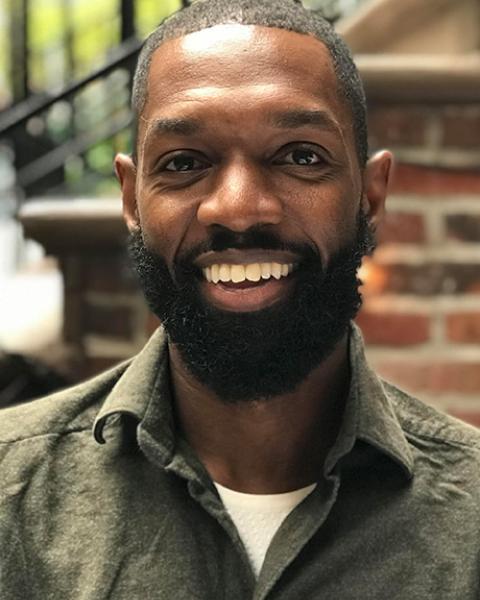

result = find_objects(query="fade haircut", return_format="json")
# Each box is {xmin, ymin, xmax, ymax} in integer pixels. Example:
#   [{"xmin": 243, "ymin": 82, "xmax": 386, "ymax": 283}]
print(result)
[{"xmin": 131, "ymin": 0, "xmax": 368, "ymax": 166}]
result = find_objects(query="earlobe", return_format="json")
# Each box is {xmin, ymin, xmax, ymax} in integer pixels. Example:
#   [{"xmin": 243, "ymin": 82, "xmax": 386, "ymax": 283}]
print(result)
[
  {"xmin": 362, "ymin": 150, "xmax": 394, "ymax": 229},
  {"xmin": 114, "ymin": 153, "xmax": 140, "ymax": 233}
]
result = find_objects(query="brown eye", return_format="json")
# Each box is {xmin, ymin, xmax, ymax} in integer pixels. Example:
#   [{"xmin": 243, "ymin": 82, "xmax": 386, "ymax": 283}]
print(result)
[
  {"xmin": 164, "ymin": 154, "xmax": 204, "ymax": 172},
  {"xmin": 273, "ymin": 145, "xmax": 326, "ymax": 168},
  {"xmin": 288, "ymin": 149, "xmax": 321, "ymax": 166}
]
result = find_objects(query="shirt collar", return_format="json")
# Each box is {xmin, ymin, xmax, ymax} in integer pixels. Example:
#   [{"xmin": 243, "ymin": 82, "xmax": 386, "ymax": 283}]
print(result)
[
  {"xmin": 337, "ymin": 323, "xmax": 414, "ymax": 479},
  {"xmin": 93, "ymin": 326, "xmax": 172, "ymax": 446},
  {"xmin": 93, "ymin": 323, "xmax": 414, "ymax": 479}
]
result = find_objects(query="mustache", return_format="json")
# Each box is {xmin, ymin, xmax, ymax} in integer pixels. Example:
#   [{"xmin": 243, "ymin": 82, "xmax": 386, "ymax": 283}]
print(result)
[{"xmin": 176, "ymin": 226, "xmax": 321, "ymax": 268}]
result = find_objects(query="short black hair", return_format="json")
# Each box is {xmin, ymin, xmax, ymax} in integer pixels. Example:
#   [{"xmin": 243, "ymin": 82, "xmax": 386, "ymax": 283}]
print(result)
[{"xmin": 132, "ymin": 0, "xmax": 368, "ymax": 166}]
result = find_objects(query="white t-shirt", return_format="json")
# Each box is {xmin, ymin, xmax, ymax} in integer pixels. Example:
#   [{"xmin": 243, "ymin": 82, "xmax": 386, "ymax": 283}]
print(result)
[{"xmin": 214, "ymin": 482, "xmax": 317, "ymax": 577}]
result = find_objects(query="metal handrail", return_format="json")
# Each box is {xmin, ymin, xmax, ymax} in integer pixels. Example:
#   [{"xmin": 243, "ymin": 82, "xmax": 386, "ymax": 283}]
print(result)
[
  {"xmin": 0, "ymin": 37, "xmax": 142, "ymax": 137},
  {"xmin": 17, "ymin": 113, "xmax": 133, "ymax": 189},
  {"xmin": 1, "ymin": 0, "xmax": 193, "ymax": 137},
  {"xmin": 1, "ymin": 0, "xmax": 192, "ymax": 199}
]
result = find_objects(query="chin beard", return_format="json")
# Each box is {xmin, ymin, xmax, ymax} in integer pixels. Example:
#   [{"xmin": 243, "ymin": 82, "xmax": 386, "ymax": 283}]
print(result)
[{"xmin": 128, "ymin": 212, "xmax": 375, "ymax": 403}]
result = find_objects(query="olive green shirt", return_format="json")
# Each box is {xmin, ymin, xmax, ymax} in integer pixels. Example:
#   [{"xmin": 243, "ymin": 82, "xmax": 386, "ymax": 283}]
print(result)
[{"xmin": 1, "ymin": 325, "xmax": 480, "ymax": 599}]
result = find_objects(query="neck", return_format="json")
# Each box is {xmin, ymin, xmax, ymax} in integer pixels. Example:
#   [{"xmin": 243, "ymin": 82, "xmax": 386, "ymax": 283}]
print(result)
[{"xmin": 169, "ymin": 334, "xmax": 350, "ymax": 494}]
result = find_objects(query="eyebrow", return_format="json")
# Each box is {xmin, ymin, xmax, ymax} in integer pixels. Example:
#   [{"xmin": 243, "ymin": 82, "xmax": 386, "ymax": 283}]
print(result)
[
  {"xmin": 143, "ymin": 117, "xmax": 202, "ymax": 144},
  {"xmin": 269, "ymin": 109, "xmax": 341, "ymax": 133},
  {"xmin": 142, "ymin": 109, "xmax": 340, "ymax": 148}
]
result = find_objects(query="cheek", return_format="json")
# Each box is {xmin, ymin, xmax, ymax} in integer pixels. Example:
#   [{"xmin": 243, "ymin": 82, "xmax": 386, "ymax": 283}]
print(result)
[
  {"xmin": 137, "ymin": 192, "xmax": 197, "ymax": 263},
  {"xmin": 284, "ymin": 181, "xmax": 359, "ymax": 253}
]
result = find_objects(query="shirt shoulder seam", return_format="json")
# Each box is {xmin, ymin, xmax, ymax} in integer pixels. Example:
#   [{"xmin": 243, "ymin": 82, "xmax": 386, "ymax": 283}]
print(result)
[
  {"xmin": 0, "ymin": 425, "xmax": 92, "ymax": 446},
  {"xmin": 382, "ymin": 379, "xmax": 480, "ymax": 450},
  {"xmin": 401, "ymin": 421, "xmax": 480, "ymax": 450}
]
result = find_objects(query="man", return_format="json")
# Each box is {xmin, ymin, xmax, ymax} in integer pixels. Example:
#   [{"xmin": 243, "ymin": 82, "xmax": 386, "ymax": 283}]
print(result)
[{"xmin": 1, "ymin": 1, "xmax": 480, "ymax": 598}]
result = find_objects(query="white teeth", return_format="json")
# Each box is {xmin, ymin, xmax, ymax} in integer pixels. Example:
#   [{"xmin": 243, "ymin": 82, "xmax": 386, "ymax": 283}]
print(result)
[
  {"xmin": 219, "ymin": 264, "xmax": 230, "ymax": 282},
  {"xmin": 203, "ymin": 262, "xmax": 295, "ymax": 284},
  {"xmin": 231, "ymin": 265, "xmax": 246, "ymax": 283},
  {"xmin": 245, "ymin": 263, "xmax": 262, "ymax": 282},
  {"xmin": 261, "ymin": 263, "xmax": 271, "ymax": 279},
  {"xmin": 271, "ymin": 263, "xmax": 282, "ymax": 280},
  {"xmin": 211, "ymin": 264, "xmax": 220, "ymax": 284}
]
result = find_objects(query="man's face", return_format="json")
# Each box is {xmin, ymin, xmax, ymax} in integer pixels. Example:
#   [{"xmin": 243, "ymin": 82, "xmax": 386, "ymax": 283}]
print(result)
[{"xmin": 116, "ymin": 24, "xmax": 390, "ymax": 401}]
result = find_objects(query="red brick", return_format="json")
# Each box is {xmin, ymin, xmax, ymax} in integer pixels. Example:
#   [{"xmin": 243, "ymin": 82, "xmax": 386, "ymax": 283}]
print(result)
[
  {"xmin": 375, "ymin": 360, "xmax": 480, "ymax": 395},
  {"xmin": 368, "ymin": 106, "xmax": 428, "ymax": 148},
  {"xmin": 448, "ymin": 411, "xmax": 480, "ymax": 428},
  {"xmin": 368, "ymin": 262, "xmax": 480, "ymax": 296},
  {"xmin": 446, "ymin": 312, "xmax": 480, "ymax": 343},
  {"xmin": 84, "ymin": 304, "xmax": 135, "ymax": 339},
  {"xmin": 84, "ymin": 255, "xmax": 139, "ymax": 293},
  {"xmin": 356, "ymin": 311, "xmax": 430, "ymax": 346},
  {"xmin": 442, "ymin": 108, "xmax": 480, "ymax": 148},
  {"xmin": 446, "ymin": 215, "xmax": 480, "ymax": 243},
  {"xmin": 390, "ymin": 164, "xmax": 480, "ymax": 195},
  {"xmin": 63, "ymin": 289, "xmax": 85, "ymax": 343},
  {"xmin": 377, "ymin": 212, "xmax": 426, "ymax": 245}
]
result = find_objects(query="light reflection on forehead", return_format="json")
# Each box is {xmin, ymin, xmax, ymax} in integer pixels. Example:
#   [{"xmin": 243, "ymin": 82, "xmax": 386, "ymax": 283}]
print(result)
[{"xmin": 179, "ymin": 24, "xmax": 257, "ymax": 54}]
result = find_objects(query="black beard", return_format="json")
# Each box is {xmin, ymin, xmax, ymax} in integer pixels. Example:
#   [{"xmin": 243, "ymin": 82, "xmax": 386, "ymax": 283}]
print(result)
[{"xmin": 128, "ymin": 212, "xmax": 375, "ymax": 403}]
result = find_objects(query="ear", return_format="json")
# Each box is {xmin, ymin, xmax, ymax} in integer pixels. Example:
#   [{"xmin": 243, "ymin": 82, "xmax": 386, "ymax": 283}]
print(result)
[
  {"xmin": 361, "ymin": 150, "xmax": 393, "ymax": 230},
  {"xmin": 114, "ymin": 153, "xmax": 140, "ymax": 233}
]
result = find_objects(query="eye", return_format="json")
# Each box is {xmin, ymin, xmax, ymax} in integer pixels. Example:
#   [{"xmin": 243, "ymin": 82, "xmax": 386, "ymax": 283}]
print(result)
[
  {"xmin": 274, "ymin": 145, "xmax": 326, "ymax": 167},
  {"xmin": 290, "ymin": 149, "xmax": 320, "ymax": 165},
  {"xmin": 163, "ymin": 153, "xmax": 207, "ymax": 172}
]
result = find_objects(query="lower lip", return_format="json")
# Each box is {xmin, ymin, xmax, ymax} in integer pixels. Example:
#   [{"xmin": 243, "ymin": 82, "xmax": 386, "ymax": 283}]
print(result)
[{"xmin": 200, "ymin": 275, "xmax": 295, "ymax": 312}]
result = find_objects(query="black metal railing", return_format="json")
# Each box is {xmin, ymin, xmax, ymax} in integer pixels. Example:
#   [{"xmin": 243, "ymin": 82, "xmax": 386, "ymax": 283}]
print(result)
[
  {"xmin": 0, "ymin": 0, "xmax": 191, "ymax": 200},
  {"xmin": 0, "ymin": 36, "xmax": 141, "ymax": 199},
  {"xmin": 0, "ymin": 37, "xmax": 141, "ymax": 138}
]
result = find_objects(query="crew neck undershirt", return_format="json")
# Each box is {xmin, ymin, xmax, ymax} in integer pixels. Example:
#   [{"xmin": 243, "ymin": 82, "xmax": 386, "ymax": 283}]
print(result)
[{"xmin": 214, "ymin": 482, "xmax": 317, "ymax": 577}]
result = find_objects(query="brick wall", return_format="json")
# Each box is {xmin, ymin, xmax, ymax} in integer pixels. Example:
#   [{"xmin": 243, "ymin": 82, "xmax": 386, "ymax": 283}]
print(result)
[
  {"xmin": 356, "ymin": 103, "xmax": 480, "ymax": 426},
  {"xmin": 60, "ymin": 250, "xmax": 149, "ymax": 380},
  {"xmin": 18, "ymin": 202, "xmax": 150, "ymax": 383}
]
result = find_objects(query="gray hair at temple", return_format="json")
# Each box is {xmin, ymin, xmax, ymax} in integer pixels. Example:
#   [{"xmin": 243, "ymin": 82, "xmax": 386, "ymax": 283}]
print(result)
[{"xmin": 131, "ymin": 0, "xmax": 369, "ymax": 166}]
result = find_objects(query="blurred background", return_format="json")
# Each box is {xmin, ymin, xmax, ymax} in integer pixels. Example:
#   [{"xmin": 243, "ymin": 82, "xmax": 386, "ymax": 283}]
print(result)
[{"xmin": 0, "ymin": 0, "xmax": 479, "ymax": 422}]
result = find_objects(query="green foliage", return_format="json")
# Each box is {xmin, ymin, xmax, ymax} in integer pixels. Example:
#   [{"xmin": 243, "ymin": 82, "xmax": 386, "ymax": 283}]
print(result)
[
  {"xmin": 0, "ymin": 4, "xmax": 10, "ymax": 106},
  {"xmin": 137, "ymin": 0, "xmax": 182, "ymax": 37}
]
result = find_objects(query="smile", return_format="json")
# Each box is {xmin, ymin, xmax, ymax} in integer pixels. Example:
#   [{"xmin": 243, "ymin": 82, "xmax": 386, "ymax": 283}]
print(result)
[
  {"xmin": 194, "ymin": 249, "xmax": 300, "ymax": 312},
  {"xmin": 202, "ymin": 262, "xmax": 295, "ymax": 284},
  {"xmin": 199, "ymin": 263, "xmax": 297, "ymax": 313}
]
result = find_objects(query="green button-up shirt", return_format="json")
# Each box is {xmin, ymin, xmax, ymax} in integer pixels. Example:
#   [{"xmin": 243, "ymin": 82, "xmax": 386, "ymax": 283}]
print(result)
[{"xmin": 1, "ymin": 325, "xmax": 480, "ymax": 599}]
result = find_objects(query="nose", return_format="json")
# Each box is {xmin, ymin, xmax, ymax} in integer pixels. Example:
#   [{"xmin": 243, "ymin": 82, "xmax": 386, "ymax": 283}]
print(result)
[{"xmin": 196, "ymin": 159, "xmax": 284, "ymax": 232}]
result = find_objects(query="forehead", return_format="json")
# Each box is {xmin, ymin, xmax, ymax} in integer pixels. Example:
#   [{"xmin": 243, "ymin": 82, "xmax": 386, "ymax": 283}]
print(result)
[{"xmin": 140, "ymin": 24, "xmax": 350, "ymax": 143}]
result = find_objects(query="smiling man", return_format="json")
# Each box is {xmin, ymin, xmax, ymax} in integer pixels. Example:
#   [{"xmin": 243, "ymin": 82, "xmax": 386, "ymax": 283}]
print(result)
[{"xmin": 2, "ymin": 1, "xmax": 480, "ymax": 599}]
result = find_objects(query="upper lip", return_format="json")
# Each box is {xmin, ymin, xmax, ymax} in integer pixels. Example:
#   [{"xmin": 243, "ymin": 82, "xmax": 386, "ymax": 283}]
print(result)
[{"xmin": 194, "ymin": 249, "xmax": 301, "ymax": 269}]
